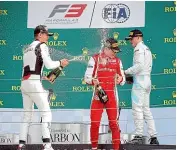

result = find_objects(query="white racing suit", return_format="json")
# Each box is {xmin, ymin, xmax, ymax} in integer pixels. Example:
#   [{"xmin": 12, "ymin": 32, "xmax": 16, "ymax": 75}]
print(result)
[
  {"xmin": 125, "ymin": 41, "xmax": 157, "ymax": 137},
  {"xmin": 20, "ymin": 40, "xmax": 60, "ymax": 143}
]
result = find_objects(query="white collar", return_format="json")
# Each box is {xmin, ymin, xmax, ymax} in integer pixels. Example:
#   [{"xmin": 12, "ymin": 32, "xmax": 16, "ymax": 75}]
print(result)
[{"xmin": 134, "ymin": 41, "xmax": 143, "ymax": 50}]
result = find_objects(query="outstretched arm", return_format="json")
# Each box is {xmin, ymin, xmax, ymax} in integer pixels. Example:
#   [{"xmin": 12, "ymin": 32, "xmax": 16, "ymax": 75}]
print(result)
[
  {"xmin": 40, "ymin": 44, "xmax": 60, "ymax": 69},
  {"xmin": 84, "ymin": 57, "xmax": 97, "ymax": 85}
]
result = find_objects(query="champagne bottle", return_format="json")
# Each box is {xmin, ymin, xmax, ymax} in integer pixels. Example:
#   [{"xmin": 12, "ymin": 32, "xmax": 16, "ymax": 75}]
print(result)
[
  {"xmin": 96, "ymin": 85, "xmax": 108, "ymax": 103},
  {"xmin": 47, "ymin": 66, "xmax": 63, "ymax": 83}
]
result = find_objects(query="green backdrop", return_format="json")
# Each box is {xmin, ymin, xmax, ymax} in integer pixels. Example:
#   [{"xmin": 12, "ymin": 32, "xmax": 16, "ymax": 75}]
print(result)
[{"xmin": 0, "ymin": 1, "xmax": 176, "ymax": 109}]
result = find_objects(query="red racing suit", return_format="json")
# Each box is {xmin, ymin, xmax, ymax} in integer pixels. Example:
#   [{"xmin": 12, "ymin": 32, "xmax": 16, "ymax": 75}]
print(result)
[{"xmin": 84, "ymin": 52, "xmax": 125, "ymax": 149}]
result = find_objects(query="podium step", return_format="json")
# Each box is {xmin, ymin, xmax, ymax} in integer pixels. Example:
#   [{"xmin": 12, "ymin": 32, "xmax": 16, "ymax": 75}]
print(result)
[{"xmin": 0, "ymin": 144, "xmax": 176, "ymax": 150}]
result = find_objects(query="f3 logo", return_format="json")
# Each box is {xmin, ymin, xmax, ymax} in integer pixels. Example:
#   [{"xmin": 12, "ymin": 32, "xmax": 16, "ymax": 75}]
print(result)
[{"xmin": 48, "ymin": 4, "xmax": 87, "ymax": 18}]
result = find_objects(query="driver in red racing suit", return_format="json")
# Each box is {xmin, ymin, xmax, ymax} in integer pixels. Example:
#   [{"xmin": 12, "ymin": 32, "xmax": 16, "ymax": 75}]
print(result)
[{"xmin": 84, "ymin": 38, "xmax": 125, "ymax": 150}]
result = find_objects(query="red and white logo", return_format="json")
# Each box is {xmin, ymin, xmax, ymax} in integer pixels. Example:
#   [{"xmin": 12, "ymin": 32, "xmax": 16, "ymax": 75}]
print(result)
[
  {"xmin": 27, "ymin": 1, "xmax": 95, "ymax": 28},
  {"xmin": 48, "ymin": 4, "xmax": 87, "ymax": 18}
]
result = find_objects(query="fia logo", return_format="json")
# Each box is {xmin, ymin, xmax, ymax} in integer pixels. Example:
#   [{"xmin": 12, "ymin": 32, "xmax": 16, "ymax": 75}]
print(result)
[{"xmin": 102, "ymin": 4, "xmax": 130, "ymax": 23}]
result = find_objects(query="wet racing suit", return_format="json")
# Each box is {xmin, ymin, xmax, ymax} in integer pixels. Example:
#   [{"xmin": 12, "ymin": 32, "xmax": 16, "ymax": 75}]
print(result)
[
  {"xmin": 84, "ymin": 52, "xmax": 125, "ymax": 149},
  {"xmin": 20, "ymin": 40, "xmax": 61, "ymax": 143}
]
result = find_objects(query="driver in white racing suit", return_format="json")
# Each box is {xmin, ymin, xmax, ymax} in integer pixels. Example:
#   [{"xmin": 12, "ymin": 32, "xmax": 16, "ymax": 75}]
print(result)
[
  {"xmin": 124, "ymin": 29, "xmax": 159, "ymax": 145},
  {"xmin": 18, "ymin": 25, "xmax": 69, "ymax": 150}
]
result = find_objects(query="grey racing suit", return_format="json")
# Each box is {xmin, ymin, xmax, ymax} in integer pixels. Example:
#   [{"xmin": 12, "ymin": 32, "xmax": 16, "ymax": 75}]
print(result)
[
  {"xmin": 20, "ymin": 40, "xmax": 60, "ymax": 142},
  {"xmin": 125, "ymin": 41, "xmax": 157, "ymax": 137}
]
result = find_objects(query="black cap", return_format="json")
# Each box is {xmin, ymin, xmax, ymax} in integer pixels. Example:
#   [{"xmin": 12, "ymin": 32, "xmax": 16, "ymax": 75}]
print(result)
[
  {"xmin": 125, "ymin": 29, "xmax": 143, "ymax": 40},
  {"xmin": 34, "ymin": 25, "xmax": 54, "ymax": 36},
  {"xmin": 105, "ymin": 38, "xmax": 120, "ymax": 53}
]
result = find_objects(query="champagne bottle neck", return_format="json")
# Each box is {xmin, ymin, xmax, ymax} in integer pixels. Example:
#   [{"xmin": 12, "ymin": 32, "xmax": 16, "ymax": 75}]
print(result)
[
  {"xmin": 97, "ymin": 85, "xmax": 102, "ymax": 90},
  {"xmin": 58, "ymin": 66, "xmax": 63, "ymax": 70}
]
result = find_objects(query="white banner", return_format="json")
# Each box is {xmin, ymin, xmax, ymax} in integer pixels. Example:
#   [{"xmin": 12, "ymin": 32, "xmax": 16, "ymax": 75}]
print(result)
[
  {"xmin": 0, "ymin": 134, "xmax": 19, "ymax": 145},
  {"xmin": 0, "ymin": 108, "xmax": 176, "ymax": 145},
  {"xmin": 91, "ymin": 1, "xmax": 145, "ymax": 28},
  {"xmin": 28, "ymin": 123, "xmax": 110, "ymax": 144},
  {"xmin": 28, "ymin": 123, "xmax": 91, "ymax": 144},
  {"xmin": 27, "ymin": 1, "xmax": 95, "ymax": 29},
  {"xmin": 27, "ymin": 1, "xmax": 145, "ymax": 29}
]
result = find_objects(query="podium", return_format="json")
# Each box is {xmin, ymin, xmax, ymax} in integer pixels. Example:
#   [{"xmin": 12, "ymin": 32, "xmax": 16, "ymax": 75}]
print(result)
[{"xmin": 27, "ymin": 123, "xmax": 148, "ymax": 144}]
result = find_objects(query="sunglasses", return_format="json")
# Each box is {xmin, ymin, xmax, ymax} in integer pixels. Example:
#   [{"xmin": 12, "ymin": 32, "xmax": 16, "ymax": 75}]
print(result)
[{"xmin": 104, "ymin": 42, "xmax": 120, "ymax": 53}]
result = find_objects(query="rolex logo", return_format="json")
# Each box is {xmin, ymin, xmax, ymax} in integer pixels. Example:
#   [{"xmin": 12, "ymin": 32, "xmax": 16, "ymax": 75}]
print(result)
[
  {"xmin": 81, "ymin": 78, "xmax": 86, "ymax": 85},
  {"xmin": 113, "ymin": 32, "xmax": 119, "ymax": 40},
  {"xmin": 53, "ymin": 33, "xmax": 59, "ymax": 40},
  {"xmin": 172, "ymin": 91, "xmax": 176, "ymax": 98},
  {"xmin": 82, "ymin": 47, "xmax": 88, "ymax": 56},
  {"xmin": 51, "ymin": 93, "xmax": 57, "ymax": 101},
  {"xmin": 173, "ymin": 29, "xmax": 176, "ymax": 36},
  {"xmin": 172, "ymin": 60, "xmax": 176, "ymax": 67}
]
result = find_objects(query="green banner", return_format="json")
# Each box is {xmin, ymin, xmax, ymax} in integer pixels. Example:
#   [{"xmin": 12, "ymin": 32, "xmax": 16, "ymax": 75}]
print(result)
[{"xmin": 0, "ymin": 1, "xmax": 176, "ymax": 109}]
